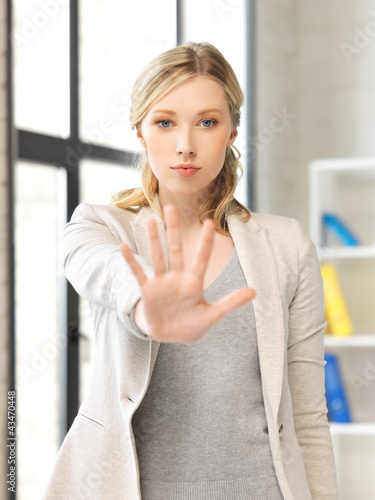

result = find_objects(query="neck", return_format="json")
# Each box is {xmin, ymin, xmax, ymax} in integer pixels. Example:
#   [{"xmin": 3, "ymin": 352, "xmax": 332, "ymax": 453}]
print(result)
[{"xmin": 158, "ymin": 190, "xmax": 208, "ymax": 231}]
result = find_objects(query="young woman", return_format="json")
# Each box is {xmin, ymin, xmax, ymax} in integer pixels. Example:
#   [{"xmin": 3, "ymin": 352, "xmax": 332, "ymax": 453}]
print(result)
[{"xmin": 44, "ymin": 42, "xmax": 339, "ymax": 500}]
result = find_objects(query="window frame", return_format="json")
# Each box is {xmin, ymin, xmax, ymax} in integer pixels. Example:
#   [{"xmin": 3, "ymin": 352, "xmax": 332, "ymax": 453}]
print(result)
[{"xmin": 7, "ymin": 1, "xmax": 256, "ymax": 498}]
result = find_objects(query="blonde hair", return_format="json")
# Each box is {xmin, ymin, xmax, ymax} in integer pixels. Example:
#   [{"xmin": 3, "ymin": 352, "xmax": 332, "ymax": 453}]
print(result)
[{"xmin": 110, "ymin": 41, "xmax": 250, "ymax": 235}]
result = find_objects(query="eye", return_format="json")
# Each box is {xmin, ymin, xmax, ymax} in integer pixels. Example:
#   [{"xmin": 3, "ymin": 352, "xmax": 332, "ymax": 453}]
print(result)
[
  {"xmin": 200, "ymin": 119, "xmax": 217, "ymax": 128},
  {"xmin": 156, "ymin": 120, "xmax": 172, "ymax": 128}
]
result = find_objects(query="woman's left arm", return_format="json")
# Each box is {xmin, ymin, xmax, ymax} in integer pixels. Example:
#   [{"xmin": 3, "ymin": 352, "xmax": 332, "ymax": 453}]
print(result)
[{"xmin": 287, "ymin": 218, "xmax": 340, "ymax": 500}]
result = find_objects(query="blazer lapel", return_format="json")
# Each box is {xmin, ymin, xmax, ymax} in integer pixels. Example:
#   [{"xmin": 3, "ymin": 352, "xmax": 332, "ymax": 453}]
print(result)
[{"xmin": 227, "ymin": 213, "xmax": 286, "ymax": 426}]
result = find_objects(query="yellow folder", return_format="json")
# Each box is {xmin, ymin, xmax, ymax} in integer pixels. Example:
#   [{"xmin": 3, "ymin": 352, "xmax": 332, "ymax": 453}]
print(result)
[{"xmin": 321, "ymin": 264, "xmax": 353, "ymax": 336}]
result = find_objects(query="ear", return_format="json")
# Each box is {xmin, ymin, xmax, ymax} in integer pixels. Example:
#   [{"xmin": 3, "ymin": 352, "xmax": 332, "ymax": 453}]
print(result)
[
  {"xmin": 227, "ymin": 127, "xmax": 238, "ymax": 147},
  {"xmin": 136, "ymin": 124, "xmax": 147, "ymax": 148}
]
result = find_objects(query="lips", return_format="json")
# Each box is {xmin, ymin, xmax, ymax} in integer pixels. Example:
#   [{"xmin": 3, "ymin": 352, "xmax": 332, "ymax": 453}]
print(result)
[
  {"xmin": 171, "ymin": 166, "xmax": 200, "ymax": 177},
  {"xmin": 172, "ymin": 164, "xmax": 201, "ymax": 170}
]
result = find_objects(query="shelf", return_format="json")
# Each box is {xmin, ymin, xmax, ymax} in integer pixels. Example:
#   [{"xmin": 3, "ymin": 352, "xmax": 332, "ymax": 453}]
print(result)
[
  {"xmin": 310, "ymin": 157, "xmax": 375, "ymax": 173},
  {"xmin": 324, "ymin": 335, "xmax": 375, "ymax": 348},
  {"xmin": 329, "ymin": 422, "xmax": 375, "ymax": 436},
  {"xmin": 317, "ymin": 246, "xmax": 375, "ymax": 260},
  {"xmin": 310, "ymin": 159, "xmax": 375, "ymax": 498}
]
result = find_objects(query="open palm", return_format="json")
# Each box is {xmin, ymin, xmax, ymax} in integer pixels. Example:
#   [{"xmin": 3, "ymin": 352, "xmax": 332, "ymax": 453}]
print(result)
[{"xmin": 120, "ymin": 204, "xmax": 255, "ymax": 344}]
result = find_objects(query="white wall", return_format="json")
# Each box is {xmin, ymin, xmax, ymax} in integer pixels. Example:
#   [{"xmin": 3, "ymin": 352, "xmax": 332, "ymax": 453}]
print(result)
[
  {"xmin": 256, "ymin": 0, "xmax": 375, "ymax": 229},
  {"xmin": 181, "ymin": 0, "xmax": 248, "ymax": 208},
  {"xmin": 255, "ymin": 0, "xmax": 299, "ymax": 220}
]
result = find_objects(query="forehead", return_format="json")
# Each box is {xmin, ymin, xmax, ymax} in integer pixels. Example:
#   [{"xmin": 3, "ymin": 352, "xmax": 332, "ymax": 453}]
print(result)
[{"xmin": 149, "ymin": 76, "xmax": 230, "ymax": 115}]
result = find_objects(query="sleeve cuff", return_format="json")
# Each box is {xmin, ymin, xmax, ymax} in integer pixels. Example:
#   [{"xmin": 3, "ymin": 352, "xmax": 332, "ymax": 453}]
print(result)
[{"xmin": 129, "ymin": 305, "xmax": 150, "ymax": 339}]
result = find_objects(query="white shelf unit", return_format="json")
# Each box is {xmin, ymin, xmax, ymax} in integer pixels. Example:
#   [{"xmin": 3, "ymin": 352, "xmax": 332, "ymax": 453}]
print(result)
[
  {"xmin": 309, "ymin": 158, "xmax": 375, "ymax": 500},
  {"xmin": 309, "ymin": 157, "xmax": 375, "ymax": 248},
  {"xmin": 329, "ymin": 422, "xmax": 375, "ymax": 436},
  {"xmin": 324, "ymin": 335, "xmax": 375, "ymax": 348},
  {"xmin": 318, "ymin": 246, "xmax": 375, "ymax": 260}
]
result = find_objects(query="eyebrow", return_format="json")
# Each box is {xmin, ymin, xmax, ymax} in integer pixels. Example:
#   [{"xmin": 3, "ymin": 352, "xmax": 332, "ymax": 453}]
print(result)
[{"xmin": 150, "ymin": 108, "xmax": 223, "ymax": 116}]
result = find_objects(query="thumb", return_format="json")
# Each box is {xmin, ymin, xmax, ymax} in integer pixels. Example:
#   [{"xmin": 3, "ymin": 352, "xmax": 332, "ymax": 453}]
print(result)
[{"xmin": 207, "ymin": 287, "xmax": 256, "ymax": 325}]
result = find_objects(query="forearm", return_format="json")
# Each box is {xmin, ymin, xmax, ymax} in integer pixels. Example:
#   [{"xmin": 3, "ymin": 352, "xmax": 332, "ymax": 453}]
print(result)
[
  {"xmin": 59, "ymin": 203, "xmax": 153, "ymax": 308},
  {"xmin": 59, "ymin": 202, "xmax": 156, "ymax": 340},
  {"xmin": 289, "ymin": 357, "xmax": 339, "ymax": 498}
]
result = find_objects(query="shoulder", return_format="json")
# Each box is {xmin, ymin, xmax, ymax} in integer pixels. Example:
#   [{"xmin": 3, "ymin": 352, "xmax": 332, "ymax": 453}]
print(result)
[
  {"xmin": 71, "ymin": 202, "xmax": 140, "ymax": 222},
  {"xmin": 65, "ymin": 202, "xmax": 147, "ymax": 244},
  {"xmin": 250, "ymin": 211, "xmax": 296, "ymax": 228},
  {"xmin": 249, "ymin": 211, "xmax": 308, "ymax": 241},
  {"xmin": 68, "ymin": 202, "xmax": 146, "ymax": 232},
  {"xmin": 247, "ymin": 211, "xmax": 319, "ymax": 266}
]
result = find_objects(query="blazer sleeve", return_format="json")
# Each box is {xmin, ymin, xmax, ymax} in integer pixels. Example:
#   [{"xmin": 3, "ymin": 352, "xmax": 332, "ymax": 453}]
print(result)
[
  {"xmin": 287, "ymin": 218, "xmax": 339, "ymax": 499},
  {"xmin": 58, "ymin": 202, "xmax": 154, "ymax": 340}
]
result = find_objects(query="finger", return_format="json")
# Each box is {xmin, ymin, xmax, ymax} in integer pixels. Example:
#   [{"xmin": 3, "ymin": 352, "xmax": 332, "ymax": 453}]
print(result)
[
  {"xmin": 208, "ymin": 287, "xmax": 256, "ymax": 325},
  {"xmin": 164, "ymin": 205, "xmax": 183, "ymax": 272},
  {"xmin": 189, "ymin": 218, "xmax": 215, "ymax": 281},
  {"xmin": 147, "ymin": 217, "xmax": 167, "ymax": 275},
  {"xmin": 120, "ymin": 242, "xmax": 149, "ymax": 287}
]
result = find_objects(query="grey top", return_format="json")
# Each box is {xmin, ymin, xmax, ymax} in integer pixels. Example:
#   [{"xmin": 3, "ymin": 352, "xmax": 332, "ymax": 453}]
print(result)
[{"xmin": 131, "ymin": 247, "xmax": 284, "ymax": 499}]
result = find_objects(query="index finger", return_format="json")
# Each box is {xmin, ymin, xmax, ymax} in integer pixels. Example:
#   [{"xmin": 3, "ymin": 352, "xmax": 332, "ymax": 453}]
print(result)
[
  {"xmin": 189, "ymin": 217, "xmax": 215, "ymax": 281},
  {"xmin": 120, "ymin": 242, "xmax": 148, "ymax": 287}
]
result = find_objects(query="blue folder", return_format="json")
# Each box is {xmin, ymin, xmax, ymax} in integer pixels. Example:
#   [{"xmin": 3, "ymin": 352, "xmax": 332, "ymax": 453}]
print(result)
[
  {"xmin": 322, "ymin": 213, "xmax": 360, "ymax": 246},
  {"xmin": 324, "ymin": 352, "xmax": 352, "ymax": 423}
]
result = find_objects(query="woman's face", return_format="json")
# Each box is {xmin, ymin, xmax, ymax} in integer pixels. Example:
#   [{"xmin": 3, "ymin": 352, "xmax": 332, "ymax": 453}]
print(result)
[{"xmin": 136, "ymin": 75, "xmax": 237, "ymax": 205}]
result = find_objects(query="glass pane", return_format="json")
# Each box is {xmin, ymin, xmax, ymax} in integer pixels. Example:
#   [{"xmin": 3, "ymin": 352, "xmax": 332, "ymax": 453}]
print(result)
[
  {"xmin": 80, "ymin": 158, "xmax": 141, "ymax": 205},
  {"xmin": 79, "ymin": 0, "xmax": 176, "ymax": 151},
  {"xmin": 13, "ymin": 1, "xmax": 70, "ymax": 137},
  {"xmin": 79, "ymin": 159, "xmax": 141, "ymax": 404},
  {"xmin": 15, "ymin": 162, "xmax": 66, "ymax": 499}
]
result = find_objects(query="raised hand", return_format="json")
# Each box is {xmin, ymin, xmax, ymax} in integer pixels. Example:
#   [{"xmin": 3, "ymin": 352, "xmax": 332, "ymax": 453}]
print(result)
[{"xmin": 120, "ymin": 204, "xmax": 255, "ymax": 344}]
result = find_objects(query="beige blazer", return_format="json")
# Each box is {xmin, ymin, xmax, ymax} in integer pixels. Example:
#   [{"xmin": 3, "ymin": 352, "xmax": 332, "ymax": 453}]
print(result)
[{"xmin": 43, "ymin": 194, "xmax": 339, "ymax": 500}]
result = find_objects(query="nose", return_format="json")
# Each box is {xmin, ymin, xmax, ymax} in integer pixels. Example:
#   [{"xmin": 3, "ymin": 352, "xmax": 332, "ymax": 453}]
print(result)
[{"xmin": 176, "ymin": 126, "xmax": 196, "ymax": 157}]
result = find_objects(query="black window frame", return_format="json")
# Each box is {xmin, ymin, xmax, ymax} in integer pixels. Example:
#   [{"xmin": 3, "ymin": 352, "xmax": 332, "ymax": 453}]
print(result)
[{"xmin": 6, "ymin": 1, "xmax": 256, "ymax": 498}]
